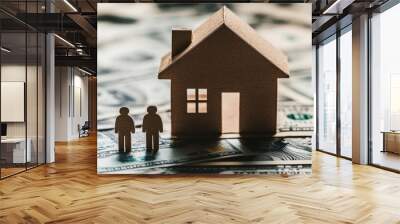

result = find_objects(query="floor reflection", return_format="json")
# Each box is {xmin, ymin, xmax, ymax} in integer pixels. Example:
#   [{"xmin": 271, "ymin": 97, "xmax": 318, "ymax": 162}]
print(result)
[{"xmin": 372, "ymin": 151, "xmax": 400, "ymax": 171}]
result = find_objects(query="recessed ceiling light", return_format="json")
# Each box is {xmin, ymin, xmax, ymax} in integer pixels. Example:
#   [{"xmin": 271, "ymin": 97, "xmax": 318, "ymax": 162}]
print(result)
[
  {"xmin": 1, "ymin": 47, "xmax": 11, "ymax": 53},
  {"xmin": 322, "ymin": 0, "xmax": 353, "ymax": 15},
  {"xmin": 78, "ymin": 67, "xmax": 93, "ymax": 76},
  {"xmin": 63, "ymin": 0, "xmax": 78, "ymax": 12},
  {"xmin": 54, "ymin": 34, "xmax": 75, "ymax": 48}
]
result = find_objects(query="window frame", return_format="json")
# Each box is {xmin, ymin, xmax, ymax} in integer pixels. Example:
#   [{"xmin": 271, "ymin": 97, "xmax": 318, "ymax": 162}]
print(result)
[
  {"xmin": 315, "ymin": 24, "xmax": 353, "ymax": 161},
  {"xmin": 186, "ymin": 88, "xmax": 207, "ymax": 114}
]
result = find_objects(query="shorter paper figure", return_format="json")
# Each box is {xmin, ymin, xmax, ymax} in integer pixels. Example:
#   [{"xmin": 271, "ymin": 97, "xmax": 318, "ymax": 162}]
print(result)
[
  {"xmin": 142, "ymin": 106, "xmax": 163, "ymax": 154},
  {"xmin": 115, "ymin": 107, "xmax": 135, "ymax": 153}
]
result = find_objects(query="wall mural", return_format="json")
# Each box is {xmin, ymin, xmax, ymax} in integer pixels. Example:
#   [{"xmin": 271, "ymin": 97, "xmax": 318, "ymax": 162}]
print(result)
[{"xmin": 97, "ymin": 3, "xmax": 313, "ymax": 175}]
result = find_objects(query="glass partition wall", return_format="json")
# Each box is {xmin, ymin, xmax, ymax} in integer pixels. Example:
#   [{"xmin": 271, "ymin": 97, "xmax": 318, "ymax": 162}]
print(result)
[
  {"xmin": 0, "ymin": 2, "xmax": 46, "ymax": 179},
  {"xmin": 316, "ymin": 1, "xmax": 400, "ymax": 170},
  {"xmin": 339, "ymin": 28, "xmax": 352, "ymax": 159},
  {"xmin": 317, "ymin": 35, "xmax": 337, "ymax": 155},
  {"xmin": 370, "ymin": 3, "xmax": 400, "ymax": 171},
  {"xmin": 316, "ymin": 26, "xmax": 352, "ymax": 159}
]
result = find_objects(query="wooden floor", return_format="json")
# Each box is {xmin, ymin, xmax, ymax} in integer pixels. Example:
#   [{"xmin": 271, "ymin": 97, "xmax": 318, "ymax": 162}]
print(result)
[
  {"xmin": 1, "ymin": 167, "xmax": 26, "ymax": 178},
  {"xmin": 372, "ymin": 151, "xmax": 400, "ymax": 171},
  {"xmin": 1, "ymin": 135, "xmax": 400, "ymax": 224}
]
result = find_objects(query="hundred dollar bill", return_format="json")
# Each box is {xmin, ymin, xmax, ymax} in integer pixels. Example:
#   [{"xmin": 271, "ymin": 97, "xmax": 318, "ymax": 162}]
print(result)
[
  {"xmin": 98, "ymin": 133, "xmax": 312, "ymax": 174},
  {"xmin": 106, "ymin": 164, "xmax": 312, "ymax": 175},
  {"xmin": 188, "ymin": 137, "xmax": 312, "ymax": 167},
  {"xmin": 98, "ymin": 130, "xmax": 311, "ymax": 159},
  {"xmin": 97, "ymin": 135, "xmax": 243, "ymax": 174},
  {"xmin": 166, "ymin": 164, "xmax": 312, "ymax": 175}
]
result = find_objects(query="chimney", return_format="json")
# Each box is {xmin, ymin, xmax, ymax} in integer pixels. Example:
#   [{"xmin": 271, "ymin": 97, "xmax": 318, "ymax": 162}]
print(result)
[{"xmin": 172, "ymin": 28, "xmax": 192, "ymax": 58}]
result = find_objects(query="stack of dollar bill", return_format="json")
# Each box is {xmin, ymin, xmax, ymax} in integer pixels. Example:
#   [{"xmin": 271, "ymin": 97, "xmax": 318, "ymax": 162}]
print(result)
[{"xmin": 97, "ymin": 130, "xmax": 312, "ymax": 175}]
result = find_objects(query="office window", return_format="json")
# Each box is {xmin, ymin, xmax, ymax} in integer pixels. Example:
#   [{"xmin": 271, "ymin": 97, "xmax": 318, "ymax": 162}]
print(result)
[
  {"xmin": 339, "ymin": 28, "xmax": 352, "ymax": 158},
  {"xmin": 390, "ymin": 75, "xmax": 400, "ymax": 129},
  {"xmin": 186, "ymin": 88, "xmax": 207, "ymax": 114},
  {"xmin": 371, "ymin": 4, "xmax": 400, "ymax": 171},
  {"xmin": 317, "ymin": 36, "xmax": 337, "ymax": 154}
]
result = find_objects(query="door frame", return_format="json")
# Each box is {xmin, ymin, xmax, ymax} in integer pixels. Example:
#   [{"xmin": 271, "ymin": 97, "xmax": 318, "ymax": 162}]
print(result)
[{"xmin": 221, "ymin": 92, "xmax": 240, "ymax": 134}]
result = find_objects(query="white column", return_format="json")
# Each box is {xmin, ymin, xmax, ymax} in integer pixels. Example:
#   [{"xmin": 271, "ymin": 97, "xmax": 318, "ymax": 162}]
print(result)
[
  {"xmin": 55, "ymin": 68, "xmax": 90, "ymax": 141},
  {"xmin": 312, "ymin": 45, "xmax": 317, "ymax": 150},
  {"xmin": 46, "ymin": 33, "xmax": 55, "ymax": 163},
  {"xmin": 45, "ymin": 0, "xmax": 56, "ymax": 163},
  {"xmin": 352, "ymin": 14, "xmax": 369, "ymax": 164},
  {"xmin": 55, "ymin": 67, "xmax": 74, "ymax": 141}
]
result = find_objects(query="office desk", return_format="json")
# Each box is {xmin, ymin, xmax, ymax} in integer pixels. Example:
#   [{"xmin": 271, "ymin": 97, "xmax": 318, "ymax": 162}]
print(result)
[
  {"xmin": 382, "ymin": 131, "xmax": 400, "ymax": 154},
  {"xmin": 1, "ymin": 138, "xmax": 31, "ymax": 163}
]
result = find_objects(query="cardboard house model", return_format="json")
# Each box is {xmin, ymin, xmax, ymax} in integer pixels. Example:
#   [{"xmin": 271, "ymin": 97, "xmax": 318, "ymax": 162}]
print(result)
[{"xmin": 158, "ymin": 6, "xmax": 289, "ymax": 137}]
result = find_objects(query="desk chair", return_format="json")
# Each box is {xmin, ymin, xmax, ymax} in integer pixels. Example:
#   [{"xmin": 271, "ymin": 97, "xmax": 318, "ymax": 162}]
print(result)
[{"xmin": 79, "ymin": 121, "xmax": 90, "ymax": 138}]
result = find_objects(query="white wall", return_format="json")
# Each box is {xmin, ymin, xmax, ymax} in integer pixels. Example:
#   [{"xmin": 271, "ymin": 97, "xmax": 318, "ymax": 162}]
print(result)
[
  {"xmin": 55, "ymin": 66, "xmax": 69, "ymax": 141},
  {"xmin": 1, "ymin": 65, "xmax": 29, "ymax": 138},
  {"xmin": 55, "ymin": 67, "xmax": 89, "ymax": 141},
  {"xmin": 1, "ymin": 63, "xmax": 47, "ymax": 164}
]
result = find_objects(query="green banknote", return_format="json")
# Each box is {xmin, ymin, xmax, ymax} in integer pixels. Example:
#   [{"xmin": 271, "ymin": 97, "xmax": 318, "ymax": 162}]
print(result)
[
  {"xmin": 97, "ymin": 134, "xmax": 243, "ymax": 174},
  {"xmin": 98, "ymin": 131, "xmax": 312, "ymax": 174},
  {"xmin": 188, "ymin": 137, "xmax": 312, "ymax": 167},
  {"xmin": 104, "ymin": 165, "xmax": 312, "ymax": 175}
]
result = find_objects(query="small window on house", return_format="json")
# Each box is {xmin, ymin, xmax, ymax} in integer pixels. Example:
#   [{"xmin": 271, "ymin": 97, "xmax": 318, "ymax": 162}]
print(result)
[
  {"xmin": 187, "ymin": 102, "xmax": 196, "ymax": 113},
  {"xmin": 198, "ymin": 89, "xmax": 207, "ymax": 101},
  {"xmin": 186, "ymin": 88, "xmax": 208, "ymax": 114},
  {"xmin": 187, "ymin": 88, "xmax": 196, "ymax": 101},
  {"xmin": 198, "ymin": 102, "xmax": 207, "ymax": 113}
]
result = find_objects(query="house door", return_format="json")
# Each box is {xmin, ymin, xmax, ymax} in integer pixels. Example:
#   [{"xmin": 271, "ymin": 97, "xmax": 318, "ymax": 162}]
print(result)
[{"xmin": 221, "ymin": 92, "xmax": 240, "ymax": 133}]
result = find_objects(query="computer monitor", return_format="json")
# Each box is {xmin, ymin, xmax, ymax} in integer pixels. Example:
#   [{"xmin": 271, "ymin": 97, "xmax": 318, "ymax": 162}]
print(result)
[{"xmin": 1, "ymin": 123, "xmax": 7, "ymax": 137}]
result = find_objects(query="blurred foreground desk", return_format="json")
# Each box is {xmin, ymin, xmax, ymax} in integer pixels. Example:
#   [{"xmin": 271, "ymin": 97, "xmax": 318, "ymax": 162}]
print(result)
[
  {"xmin": 1, "ymin": 138, "xmax": 31, "ymax": 164},
  {"xmin": 382, "ymin": 131, "xmax": 400, "ymax": 154}
]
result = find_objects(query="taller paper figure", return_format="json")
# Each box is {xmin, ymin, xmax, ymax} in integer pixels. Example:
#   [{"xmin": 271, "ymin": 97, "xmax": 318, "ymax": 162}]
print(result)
[
  {"xmin": 142, "ymin": 106, "xmax": 163, "ymax": 154},
  {"xmin": 115, "ymin": 107, "xmax": 135, "ymax": 153}
]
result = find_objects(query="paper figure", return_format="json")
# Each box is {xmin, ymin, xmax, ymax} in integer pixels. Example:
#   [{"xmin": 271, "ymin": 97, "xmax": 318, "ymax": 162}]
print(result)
[
  {"xmin": 115, "ymin": 107, "xmax": 135, "ymax": 153},
  {"xmin": 158, "ymin": 6, "xmax": 289, "ymax": 137},
  {"xmin": 142, "ymin": 106, "xmax": 163, "ymax": 154}
]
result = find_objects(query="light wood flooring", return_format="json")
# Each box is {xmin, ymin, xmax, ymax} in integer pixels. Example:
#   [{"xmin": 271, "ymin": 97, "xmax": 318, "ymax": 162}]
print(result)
[
  {"xmin": 0, "ymin": 135, "xmax": 400, "ymax": 224},
  {"xmin": 372, "ymin": 151, "xmax": 400, "ymax": 171}
]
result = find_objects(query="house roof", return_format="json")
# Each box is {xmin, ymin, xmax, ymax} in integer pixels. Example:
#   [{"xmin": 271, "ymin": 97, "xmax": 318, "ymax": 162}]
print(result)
[{"xmin": 159, "ymin": 6, "xmax": 289, "ymax": 78}]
